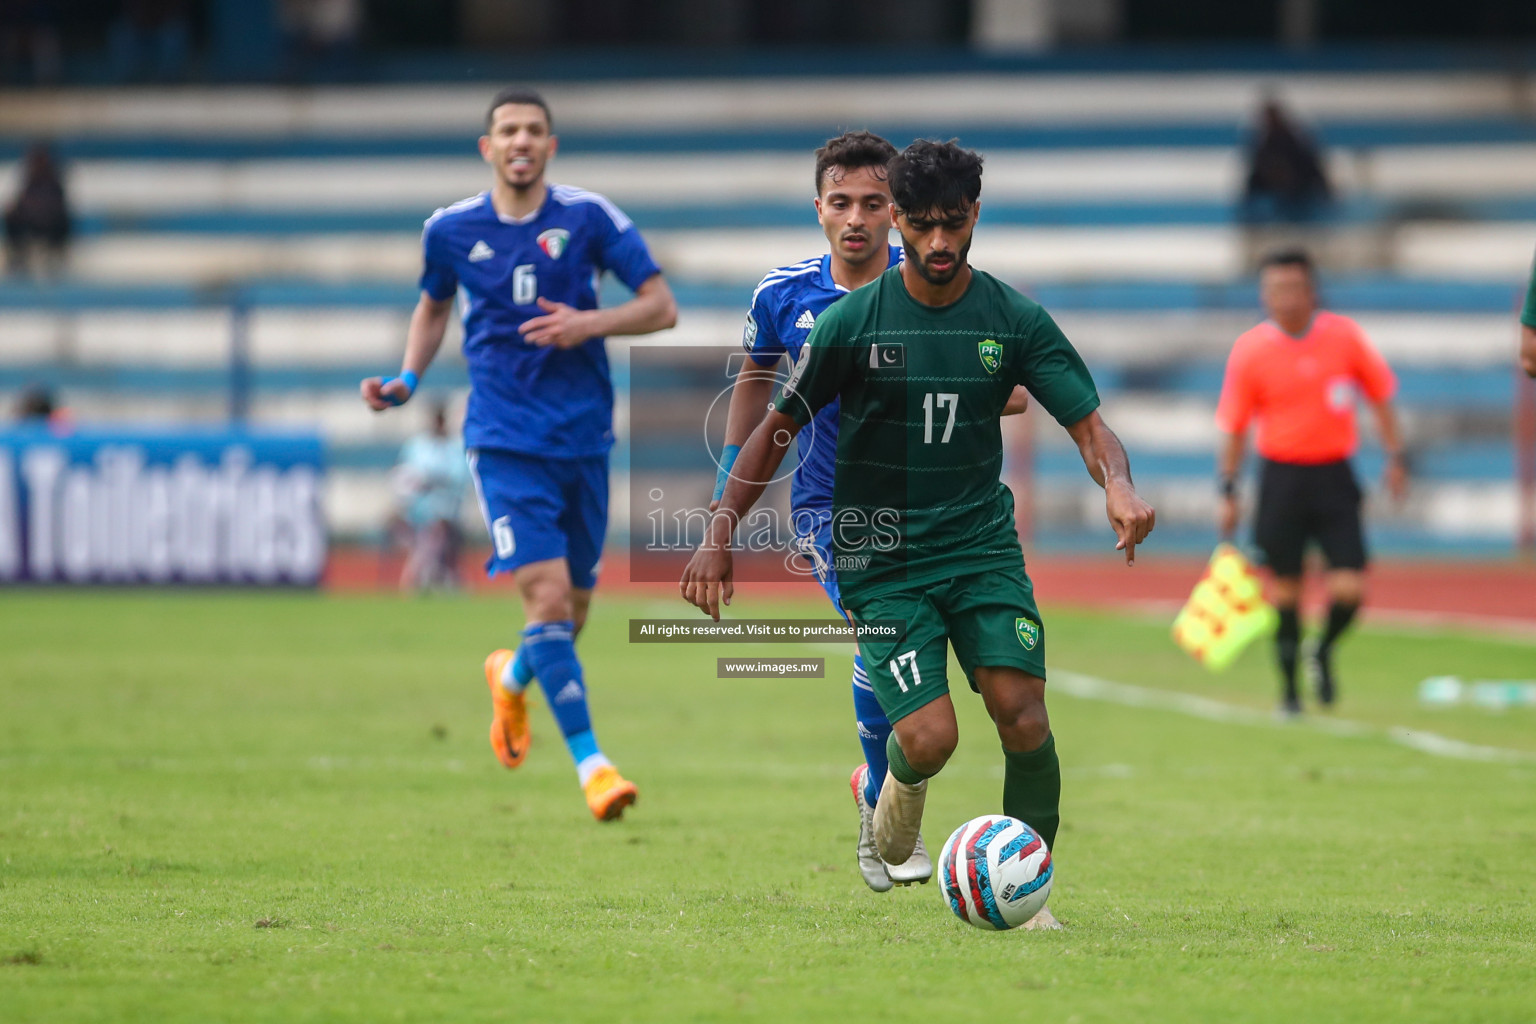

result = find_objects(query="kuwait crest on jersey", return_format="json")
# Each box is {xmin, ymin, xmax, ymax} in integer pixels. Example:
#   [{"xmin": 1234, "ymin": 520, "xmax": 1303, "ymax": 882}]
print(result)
[
  {"xmin": 537, "ymin": 228, "xmax": 570, "ymax": 259},
  {"xmin": 1015, "ymin": 617, "xmax": 1039, "ymax": 650},
  {"xmin": 979, "ymin": 339, "xmax": 1003, "ymax": 375}
]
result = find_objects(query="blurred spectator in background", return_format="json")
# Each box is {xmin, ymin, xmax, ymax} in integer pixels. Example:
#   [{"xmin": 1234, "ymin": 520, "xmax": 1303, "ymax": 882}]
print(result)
[
  {"xmin": 281, "ymin": 0, "xmax": 361, "ymax": 80},
  {"xmin": 389, "ymin": 401, "xmax": 470, "ymax": 592},
  {"xmin": 14, "ymin": 384, "xmax": 54, "ymax": 421},
  {"xmin": 1520, "ymin": 249, "xmax": 1536, "ymax": 378},
  {"xmin": 110, "ymin": 0, "xmax": 192, "ymax": 82},
  {"xmin": 4, "ymin": 143, "xmax": 71, "ymax": 279},
  {"xmin": 0, "ymin": 0, "xmax": 60, "ymax": 85},
  {"xmin": 13, "ymin": 384, "xmax": 70, "ymax": 432},
  {"xmin": 1244, "ymin": 98, "xmax": 1332, "ymax": 221},
  {"xmin": 1241, "ymin": 97, "xmax": 1333, "ymax": 269}
]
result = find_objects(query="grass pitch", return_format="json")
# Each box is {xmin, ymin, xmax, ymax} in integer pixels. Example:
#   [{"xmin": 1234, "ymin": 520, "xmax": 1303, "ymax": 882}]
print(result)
[{"xmin": 2, "ymin": 587, "xmax": 1534, "ymax": 1023}]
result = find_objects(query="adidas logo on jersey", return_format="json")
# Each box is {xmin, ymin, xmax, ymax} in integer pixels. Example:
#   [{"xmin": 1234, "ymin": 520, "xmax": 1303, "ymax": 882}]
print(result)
[
  {"xmin": 467, "ymin": 240, "xmax": 495, "ymax": 262},
  {"xmin": 552, "ymin": 679, "xmax": 584, "ymax": 704},
  {"xmin": 795, "ymin": 309, "xmax": 816, "ymax": 329}
]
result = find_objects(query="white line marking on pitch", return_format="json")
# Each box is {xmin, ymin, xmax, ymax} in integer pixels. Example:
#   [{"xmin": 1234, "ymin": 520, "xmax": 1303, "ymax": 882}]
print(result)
[
  {"xmin": 1053, "ymin": 669, "xmax": 1536, "ymax": 764},
  {"xmin": 1115, "ymin": 600, "xmax": 1536, "ymax": 645}
]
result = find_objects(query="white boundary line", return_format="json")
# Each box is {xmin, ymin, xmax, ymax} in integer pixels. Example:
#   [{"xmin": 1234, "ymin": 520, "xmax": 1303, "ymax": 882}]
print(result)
[
  {"xmin": 1052, "ymin": 669, "xmax": 1536, "ymax": 764},
  {"xmin": 640, "ymin": 601, "xmax": 1536, "ymax": 764},
  {"xmin": 1119, "ymin": 599, "xmax": 1536, "ymax": 645}
]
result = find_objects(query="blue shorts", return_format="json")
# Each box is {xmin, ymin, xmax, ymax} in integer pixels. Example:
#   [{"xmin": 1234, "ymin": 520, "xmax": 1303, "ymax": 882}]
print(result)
[
  {"xmin": 467, "ymin": 448, "xmax": 609, "ymax": 589},
  {"xmin": 794, "ymin": 508, "xmax": 848, "ymax": 623}
]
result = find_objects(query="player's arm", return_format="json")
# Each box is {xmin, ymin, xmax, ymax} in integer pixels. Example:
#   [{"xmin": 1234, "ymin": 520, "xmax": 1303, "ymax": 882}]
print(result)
[
  {"xmin": 684, "ymin": 308, "xmax": 851, "ymax": 617},
  {"xmin": 1064, "ymin": 410, "xmax": 1156, "ymax": 565},
  {"xmin": 521, "ymin": 274, "xmax": 678, "ymax": 349},
  {"xmin": 1002, "ymin": 386, "xmax": 1030, "ymax": 416},
  {"xmin": 1216, "ymin": 429, "xmax": 1246, "ymax": 540},
  {"xmin": 1349, "ymin": 321, "xmax": 1408, "ymax": 500},
  {"xmin": 681, "ymin": 410, "xmax": 803, "ymax": 620},
  {"xmin": 710, "ymin": 360, "xmax": 780, "ymax": 511},
  {"xmin": 1212, "ymin": 337, "xmax": 1257, "ymax": 541},
  {"xmin": 361, "ymin": 292, "xmax": 454, "ymax": 411},
  {"xmin": 1368, "ymin": 398, "xmax": 1409, "ymax": 501}
]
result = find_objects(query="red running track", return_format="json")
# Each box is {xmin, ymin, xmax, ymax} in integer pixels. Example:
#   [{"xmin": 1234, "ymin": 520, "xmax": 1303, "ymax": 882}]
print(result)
[{"xmin": 328, "ymin": 547, "xmax": 1536, "ymax": 631}]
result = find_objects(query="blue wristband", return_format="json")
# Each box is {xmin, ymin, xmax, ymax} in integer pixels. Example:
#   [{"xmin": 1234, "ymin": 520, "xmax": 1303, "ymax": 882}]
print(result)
[
  {"xmin": 380, "ymin": 369, "xmax": 419, "ymax": 406},
  {"xmin": 712, "ymin": 444, "xmax": 742, "ymax": 503}
]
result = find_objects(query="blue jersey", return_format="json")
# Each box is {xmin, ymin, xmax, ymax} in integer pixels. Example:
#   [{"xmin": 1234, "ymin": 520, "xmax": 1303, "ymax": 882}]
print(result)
[
  {"xmin": 420, "ymin": 186, "xmax": 662, "ymax": 457},
  {"xmin": 742, "ymin": 247, "xmax": 902, "ymax": 515}
]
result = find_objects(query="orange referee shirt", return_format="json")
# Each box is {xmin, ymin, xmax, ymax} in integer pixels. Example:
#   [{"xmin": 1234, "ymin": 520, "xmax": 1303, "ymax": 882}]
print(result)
[{"xmin": 1215, "ymin": 311, "xmax": 1396, "ymax": 465}]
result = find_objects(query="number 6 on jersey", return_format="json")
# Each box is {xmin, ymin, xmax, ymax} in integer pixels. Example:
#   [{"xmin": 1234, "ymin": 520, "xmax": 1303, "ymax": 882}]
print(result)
[{"xmin": 513, "ymin": 263, "xmax": 537, "ymax": 305}]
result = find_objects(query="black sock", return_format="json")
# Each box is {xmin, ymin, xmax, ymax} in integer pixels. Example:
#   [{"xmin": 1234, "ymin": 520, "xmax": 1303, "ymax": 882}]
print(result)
[
  {"xmin": 1318, "ymin": 601, "xmax": 1358, "ymax": 657},
  {"xmin": 1276, "ymin": 607, "xmax": 1300, "ymax": 703}
]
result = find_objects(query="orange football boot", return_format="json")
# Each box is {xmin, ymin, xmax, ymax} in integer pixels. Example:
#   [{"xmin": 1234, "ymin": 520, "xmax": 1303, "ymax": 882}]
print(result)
[
  {"xmin": 583, "ymin": 765, "xmax": 638, "ymax": 821},
  {"xmin": 483, "ymin": 649, "xmax": 530, "ymax": 769}
]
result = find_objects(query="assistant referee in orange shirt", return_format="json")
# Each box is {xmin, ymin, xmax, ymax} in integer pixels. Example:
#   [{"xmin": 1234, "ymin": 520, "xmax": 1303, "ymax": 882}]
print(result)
[{"xmin": 1216, "ymin": 250, "xmax": 1407, "ymax": 713}]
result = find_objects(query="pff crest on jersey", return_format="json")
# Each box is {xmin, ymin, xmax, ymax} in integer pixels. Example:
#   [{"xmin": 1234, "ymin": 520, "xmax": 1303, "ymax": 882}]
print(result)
[
  {"xmin": 537, "ymin": 228, "xmax": 570, "ymax": 259},
  {"xmin": 1015, "ymin": 617, "xmax": 1039, "ymax": 650},
  {"xmin": 979, "ymin": 339, "xmax": 1003, "ymax": 375}
]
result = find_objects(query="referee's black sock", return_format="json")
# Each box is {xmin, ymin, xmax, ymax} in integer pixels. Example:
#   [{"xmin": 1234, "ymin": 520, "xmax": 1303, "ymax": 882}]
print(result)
[
  {"xmin": 1318, "ymin": 601, "xmax": 1359, "ymax": 657},
  {"xmin": 1275, "ymin": 607, "xmax": 1300, "ymax": 705}
]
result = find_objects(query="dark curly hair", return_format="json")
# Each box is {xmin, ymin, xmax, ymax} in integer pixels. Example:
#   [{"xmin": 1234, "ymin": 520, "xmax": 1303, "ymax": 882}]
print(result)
[
  {"xmin": 888, "ymin": 139, "xmax": 983, "ymax": 215},
  {"xmin": 813, "ymin": 130, "xmax": 898, "ymax": 195}
]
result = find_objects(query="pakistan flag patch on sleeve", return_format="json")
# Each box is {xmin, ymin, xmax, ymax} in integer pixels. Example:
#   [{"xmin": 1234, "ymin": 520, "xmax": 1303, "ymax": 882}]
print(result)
[
  {"xmin": 1015, "ymin": 617, "xmax": 1039, "ymax": 650},
  {"xmin": 979, "ymin": 339, "xmax": 1003, "ymax": 375}
]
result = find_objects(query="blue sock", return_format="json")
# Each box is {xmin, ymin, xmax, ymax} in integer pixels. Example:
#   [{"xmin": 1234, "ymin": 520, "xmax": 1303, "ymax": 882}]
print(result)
[
  {"xmin": 520, "ymin": 620, "xmax": 610, "ymax": 783},
  {"xmin": 508, "ymin": 645, "xmax": 536, "ymax": 691},
  {"xmin": 852, "ymin": 655, "xmax": 891, "ymax": 806}
]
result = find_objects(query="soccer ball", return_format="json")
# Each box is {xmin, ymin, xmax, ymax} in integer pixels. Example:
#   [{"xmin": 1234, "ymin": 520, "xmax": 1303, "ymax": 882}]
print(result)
[{"xmin": 938, "ymin": 815, "xmax": 1053, "ymax": 930}]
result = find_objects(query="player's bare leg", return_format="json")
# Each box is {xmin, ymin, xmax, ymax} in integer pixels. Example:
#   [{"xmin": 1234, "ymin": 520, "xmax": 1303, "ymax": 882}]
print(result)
[
  {"xmin": 975, "ymin": 666, "xmax": 1062, "ymax": 930},
  {"xmin": 517, "ymin": 556, "xmax": 576, "ymax": 625},
  {"xmin": 570, "ymin": 586, "xmax": 594, "ymax": 636},
  {"xmin": 874, "ymin": 696, "xmax": 956, "ymax": 864}
]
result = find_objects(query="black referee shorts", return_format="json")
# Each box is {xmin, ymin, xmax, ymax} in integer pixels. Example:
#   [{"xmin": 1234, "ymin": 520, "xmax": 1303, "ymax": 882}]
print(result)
[{"xmin": 1252, "ymin": 458, "xmax": 1366, "ymax": 577}]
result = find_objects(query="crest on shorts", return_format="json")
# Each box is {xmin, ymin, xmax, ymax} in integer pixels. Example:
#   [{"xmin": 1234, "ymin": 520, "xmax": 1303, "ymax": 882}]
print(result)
[
  {"xmin": 1015, "ymin": 617, "xmax": 1039, "ymax": 650},
  {"xmin": 537, "ymin": 228, "xmax": 570, "ymax": 259},
  {"xmin": 979, "ymin": 339, "xmax": 1003, "ymax": 375}
]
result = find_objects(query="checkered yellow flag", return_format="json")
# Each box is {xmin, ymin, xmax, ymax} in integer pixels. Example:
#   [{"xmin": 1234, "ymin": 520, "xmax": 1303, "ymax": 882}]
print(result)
[{"xmin": 1171, "ymin": 544, "xmax": 1277, "ymax": 671}]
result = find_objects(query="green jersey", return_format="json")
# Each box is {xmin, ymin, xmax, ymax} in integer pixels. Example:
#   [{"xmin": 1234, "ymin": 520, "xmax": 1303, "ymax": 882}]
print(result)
[
  {"xmin": 1523, "ymin": 250, "xmax": 1536, "ymax": 329},
  {"xmin": 772, "ymin": 265, "xmax": 1100, "ymax": 599}
]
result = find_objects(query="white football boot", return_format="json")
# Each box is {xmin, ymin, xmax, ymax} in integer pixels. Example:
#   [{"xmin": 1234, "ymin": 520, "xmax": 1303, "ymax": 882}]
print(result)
[
  {"xmin": 871, "ymin": 768, "xmax": 927, "ymax": 865},
  {"xmin": 849, "ymin": 765, "xmax": 893, "ymax": 892},
  {"xmin": 1022, "ymin": 904, "xmax": 1063, "ymax": 931},
  {"xmin": 885, "ymin": 831, "xmax": 933, "ymax": 886}
]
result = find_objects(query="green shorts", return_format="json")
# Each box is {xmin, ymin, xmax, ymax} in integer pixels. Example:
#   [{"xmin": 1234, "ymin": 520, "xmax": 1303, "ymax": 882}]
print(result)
[{"xmin": 846, "ymin": 566, "xmax": 1046, "ymax": 723}]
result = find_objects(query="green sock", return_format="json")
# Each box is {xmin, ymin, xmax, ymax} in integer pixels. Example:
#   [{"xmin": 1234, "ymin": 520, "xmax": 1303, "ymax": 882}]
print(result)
[
  {"xmin": 886, "ymin": 731, "xmax": 937, "ymax": 785},
  {"xmin": 1002, "ymin": 733, "xmax": 1060, "ymax": 851}
]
